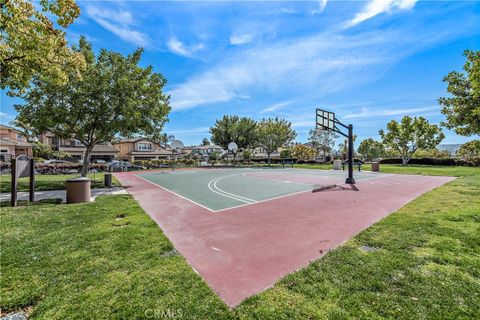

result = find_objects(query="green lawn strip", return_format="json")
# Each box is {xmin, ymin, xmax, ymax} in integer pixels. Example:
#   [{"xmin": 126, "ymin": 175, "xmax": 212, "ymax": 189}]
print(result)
[
  {"xmin": 235, "ymin": 166, "xmax": 480, "ymax": 319},
  {"xmin": 0, "ymin": 195, "xmax": 233, "ymax": 319},
  {"xmin": 0, "ymin": 173, "xmax": 120, "ymax": 193}
]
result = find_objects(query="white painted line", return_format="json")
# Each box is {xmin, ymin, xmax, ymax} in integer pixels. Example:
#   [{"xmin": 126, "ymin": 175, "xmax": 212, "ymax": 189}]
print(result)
[
  {"xmin": 214, "ymin": 188, "xmax": 313, "ymax": 213},
  {"xmin": 211, "ymin": 247, "xmax": 221, "ymax": 251},
  {"xmin": 213, "ymin": 175, "xmax": 257, "ymax": 203},
  {"xmin": 207, "ymin": 178, "xmax": 252, "ymax": 204},
  {"xmin": 134, "ymin": 174, "xmax": 216, "ymax": 213}
]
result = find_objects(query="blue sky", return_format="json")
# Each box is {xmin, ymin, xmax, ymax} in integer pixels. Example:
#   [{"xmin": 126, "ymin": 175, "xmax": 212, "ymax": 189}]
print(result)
[{"xmin": 1, "ymin": 0, "xmax": 479, "ymax": 146}]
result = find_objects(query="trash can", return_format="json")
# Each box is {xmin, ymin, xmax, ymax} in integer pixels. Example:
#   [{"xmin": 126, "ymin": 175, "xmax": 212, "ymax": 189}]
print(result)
[
  {"xmin": 104, "ymin": 173, "xmax": 112, "ymax": 188},
  {"xmin": 66, "ymin": 177, "xmax": 91, "ymax": 204},
  {"xmin": 371, "ymin": 162, "xmax": 380, "ymax": 172},
  {"xmin": 333, "ymin": 159, "xmax": 342, "ymax": 170}
]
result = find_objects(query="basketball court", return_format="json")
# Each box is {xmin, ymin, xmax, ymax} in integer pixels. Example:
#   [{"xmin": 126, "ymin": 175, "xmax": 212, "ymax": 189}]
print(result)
[{"xmin": 114, "ymin": 167, "xmax": 454, "ymax": 306}]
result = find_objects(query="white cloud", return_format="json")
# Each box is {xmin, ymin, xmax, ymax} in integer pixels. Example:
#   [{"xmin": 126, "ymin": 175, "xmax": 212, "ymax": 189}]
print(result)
[
  {"xmin": 311, "ymin": 0, "xmax": 328, "ymax": 15},
  {"xmin": 261, "ymin": 101, "xmax": 292, "ymax": 114},
  {"xmin": 167, "ymin": 37, "xmax": 204, "ymax": 57},
  {"xmin": 0, "ymin": 112, "xmax": 15, "ymax": 120},
  {"xmin": 343, "ymin": 106, "xmax": 439, "ymax": 119},
  {"xmin": 230, "ymin": 33, "xmax": 254, "ymax": 46},
  {"xmin": 168, "ymin": 30, "xmax": 416, "ymax": 111},
  {"xmin": 345, "ymin": 0, "xmax": 418, "ymax": 28},
  {"xmin": 86, "ymin": 5, "xmax": 150, "ymax": 47}
]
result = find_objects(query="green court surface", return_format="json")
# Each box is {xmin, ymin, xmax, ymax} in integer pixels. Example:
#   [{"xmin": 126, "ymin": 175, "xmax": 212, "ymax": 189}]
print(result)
[{"xmin": 136, "ymin": 168, "xmax": 385, "ymax": 212}]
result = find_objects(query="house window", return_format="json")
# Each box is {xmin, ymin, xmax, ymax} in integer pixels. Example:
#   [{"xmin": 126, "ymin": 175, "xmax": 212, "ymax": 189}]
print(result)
[
  {"xmin": 0, "ymin": 149, "xmax": 8, "ymax": 153},
  {"xmin": 138, "ymin": 143, "xmax": 152, "ymax": 151}
]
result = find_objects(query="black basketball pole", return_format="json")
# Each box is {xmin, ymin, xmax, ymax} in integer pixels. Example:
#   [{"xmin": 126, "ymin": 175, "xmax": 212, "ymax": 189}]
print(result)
[
  {"xmin": 345, "ymin": 124, "xmax": 355, "ymax": 184},
  {"xmin": 29, "ymin": 158, "xmax": 35, "ymax": 202},
  {"xmin": 11, "ymin": 158, "xmax": 17, "ymax": 207}
]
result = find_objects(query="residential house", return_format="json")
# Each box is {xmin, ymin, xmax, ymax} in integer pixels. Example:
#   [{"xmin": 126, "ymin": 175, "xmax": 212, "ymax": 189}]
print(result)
[
  {"xmin": 113, "ymin": 138, "xmax": 171, "ymax": 161},
  {"xmin": 38, "ymin": 133, "xmax": 119, "ymax": 162},
  {"xmin": 252, "ymin": 146, "xmax": 281, "ymax": 159},
  {"xmin": 190, "ymin": 144, "xmax": 224, "ymax": 161},
  {"xmin": 0, "ymin": 124, "xmax": 33, "ymax": 161}
]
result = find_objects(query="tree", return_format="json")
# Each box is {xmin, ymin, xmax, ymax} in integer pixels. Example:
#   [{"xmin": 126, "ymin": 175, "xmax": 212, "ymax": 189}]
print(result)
[
  {"xmin": 32, "ymin": 142, "xmax": 69, "ymax": 159},
  {"xmin": 256, "ymin": 117, "xmax": 296, "ymax": 165},
  {"xmin": 160, "ymin": 133, "xmax": 175, "ymax": 149},
  {"xmin": 338, "ymin": 134, "xmax": 357, "ymax": 159},
  {"xmin": 291, "ymin": 144, "xmax": 316, "ymax": 161},
  {"xmin": 1, "ymin": 0, "xmax": 86, "ymax": 95},
  {"xmin": 456, "ymin": 140, "xmax": 480, "ymax": 166},
  {"xmin": 438, "ymin": 50, "xmax": 480, "ymax": 136},
  {"xmin": 210, "ymin": 115, "xmax": 257, "ymax": 163},
  {"xmin": 379, "ymin": 116, "xmax": 445, "ymax": 166},
  {"xmin": 280, "ymin": 149, "xmax": 291, "ymax": 159},
  {"xmin": 308, "ymin": 129, "xmax": 337, "ymax": 159},
  {"xmin": 241, "ymin": 149, "xmax": 253, "ymax": 163},
  {"xmin": 357, "ymin": 138, "xmax": 385, "ymax": 161},
  {"xmin": 201, "ymin": 137, "xmax": 210, "ymax": 145},
  {"xmin": 414, "ymin": 148, "xmax": 450, "ymax": 159},
  {"xmin": 15, "ymin": 37, "xmax": 171, "ymax": 176},
  {"xmin": 208, "ymin": 150, "xmax": 220, "ymax": 166}
]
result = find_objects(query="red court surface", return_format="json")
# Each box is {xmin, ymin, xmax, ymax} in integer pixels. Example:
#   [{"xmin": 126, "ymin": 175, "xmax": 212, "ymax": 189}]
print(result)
[{"xmin": 114, "ymin": 169, "xmax": 454, "ymax": 307}]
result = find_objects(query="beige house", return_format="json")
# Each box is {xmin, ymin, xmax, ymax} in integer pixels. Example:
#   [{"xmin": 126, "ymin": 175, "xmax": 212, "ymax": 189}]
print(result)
[
  {"xmin": 0, "ymin": 125, "xmax": 33, "ymax": 161},
  {"xmin": 38, "ymin": 133, "xmax": 119, "ymax": 162},
  {"xmin": 113, "ymin": 138, "xmax": 171, "ymax": 161}
]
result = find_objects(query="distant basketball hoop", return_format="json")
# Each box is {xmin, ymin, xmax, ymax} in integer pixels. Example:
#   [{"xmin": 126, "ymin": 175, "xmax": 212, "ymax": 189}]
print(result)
[
  {"xmin": 170, "ymin": 140, "xmax": 184, "ymax": 171},
  {"xmin": 10, "ymin": 155, "xmax": 35, "ymax": 206}
]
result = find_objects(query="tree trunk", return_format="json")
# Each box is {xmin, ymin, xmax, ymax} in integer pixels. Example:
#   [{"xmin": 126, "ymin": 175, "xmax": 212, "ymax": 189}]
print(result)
[
  {"xmin": 401, "ymin": 157, "xmax": 409, "ymax": 166},
  {"xmin": 267, "ymin": 152, "xmax": 271, "ymax": 166},
  {"xmin": 80, "ymin": 145, "xmax": 95, "ymax": 177}
]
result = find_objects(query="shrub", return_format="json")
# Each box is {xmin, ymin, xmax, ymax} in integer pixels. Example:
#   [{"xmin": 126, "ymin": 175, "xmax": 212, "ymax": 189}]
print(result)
[{"xmin": 456, "ymin": 140, "xmax": 480, "ymax": 166}]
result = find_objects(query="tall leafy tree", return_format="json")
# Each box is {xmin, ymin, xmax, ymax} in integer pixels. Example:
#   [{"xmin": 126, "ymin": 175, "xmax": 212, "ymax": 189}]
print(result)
[
  {"xmin": 308, "ymin": 129, "xmax": 337, "ymax": 159},
  {"xmin": 15, "ymin": 37, "xmax": 171, "ymax": 176},
  {"xmin": 439, "ymin": 50, "xmax": 480, "ymax": 136},
  {"xmin": 210, "ymin": 115, "xmax": 257, "ymax": 162},
  {"xmin": 256, "ymin": 117, "xmax": 296, "ymax": 165},
  {"xmin": 379, "ymin": 116, "xmax": 445, "ymax": 166},
  {"xmin": 357, "ymin": 138, "xmax": 385, "ymax": 162},
  {"xmin": 201, "ymin": 137, "xmax": 210, "ymax": 146},
  {"xmin": 1, "ymin": 0, "xmax": 85, "ymax": 95},
  {"xmin": 291, "ymin": 144, "xmax": 316, "ymax": 161}
]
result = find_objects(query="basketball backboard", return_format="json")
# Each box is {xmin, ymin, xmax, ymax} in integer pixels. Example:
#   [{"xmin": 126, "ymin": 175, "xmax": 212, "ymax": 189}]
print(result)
[
  {"xmin": 228, "ymin": 142, "xmax": 238, "ymax": 152},
  {"xmin": 316, "ymin": 109, "xmax": 335, "ymax": 131}
]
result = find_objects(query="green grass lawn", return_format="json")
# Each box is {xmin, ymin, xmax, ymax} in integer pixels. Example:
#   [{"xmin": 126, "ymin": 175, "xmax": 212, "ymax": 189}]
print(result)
[
  {"xmin": 0, "ymin": 173, "xmax": 120, "ymax": 193},
  {"xmin": 1, "ymin": 165, "xmax": 479, "ymax": 319}
]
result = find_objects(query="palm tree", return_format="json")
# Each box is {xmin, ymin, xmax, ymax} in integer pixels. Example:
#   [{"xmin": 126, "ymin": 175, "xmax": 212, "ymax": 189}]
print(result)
[{"xmin": 160, "ymin": 133, "xmax": 175, "ymax": 149}]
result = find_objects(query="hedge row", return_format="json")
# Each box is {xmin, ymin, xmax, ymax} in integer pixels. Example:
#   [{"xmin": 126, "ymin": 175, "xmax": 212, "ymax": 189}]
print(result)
[
  {"xmin": 0, "ymin": 162, "xmax": 109, "ymax": 174},
  {"xmin": 132, "ymin": 159, "xmax": 197, "ymax": 168},
  {"xmin": 379, "ymin": 158, "xmax": 477, "ymax": 166}
]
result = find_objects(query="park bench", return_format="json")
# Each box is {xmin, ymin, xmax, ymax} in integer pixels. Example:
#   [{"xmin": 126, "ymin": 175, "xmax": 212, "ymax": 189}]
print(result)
[
  {"xmin": 281, "ymin": 159, "xmax": 295, "ymax": 168},
  {"xmin": 342, "ymin": 159, "xmax": 364, "ymax": 172}
]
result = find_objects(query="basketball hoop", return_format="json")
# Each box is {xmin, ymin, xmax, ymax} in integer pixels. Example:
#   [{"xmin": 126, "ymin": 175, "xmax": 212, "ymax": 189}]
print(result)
[
  {"xmin": 316, "ymin": 108, "xmax": 355, "ymax": 184},
  {"xmin": 170, "ymin": 140, "xmax": 184, "ymax": 171}
]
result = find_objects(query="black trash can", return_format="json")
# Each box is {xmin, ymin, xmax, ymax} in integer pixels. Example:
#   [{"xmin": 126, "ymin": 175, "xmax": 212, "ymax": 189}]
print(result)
[{"xmin": 104, "ymin": 173, "xmax": 113, "ymax": 188}]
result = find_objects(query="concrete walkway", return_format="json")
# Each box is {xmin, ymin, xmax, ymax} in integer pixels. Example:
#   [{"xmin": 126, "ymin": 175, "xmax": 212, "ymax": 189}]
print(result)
[{"xmin": 0, "ymin": 187, "xmax": 127, "ymax": 203}]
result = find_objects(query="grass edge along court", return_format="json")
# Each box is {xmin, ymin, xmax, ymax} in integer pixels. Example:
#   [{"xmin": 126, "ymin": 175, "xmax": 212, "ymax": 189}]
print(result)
[{"xmin": 0, "ymin": 165, "xmax": 479, "ymax": 319}]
